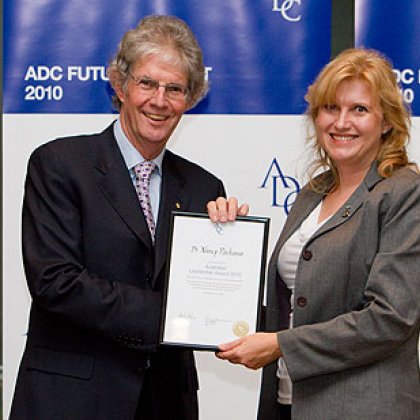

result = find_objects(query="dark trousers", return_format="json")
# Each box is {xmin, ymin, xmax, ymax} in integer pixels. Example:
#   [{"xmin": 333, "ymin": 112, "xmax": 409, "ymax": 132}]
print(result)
[
  {"xmin": 278, "ymin": 403, "xmax": 292, "ymax": 420},
  {"xmin": 134, "ymin": 366, "xmax": 198, "ymax": 420},
  {"xmin": 135, "ymin": 369, "xmax": 158, "ymax": 420}
]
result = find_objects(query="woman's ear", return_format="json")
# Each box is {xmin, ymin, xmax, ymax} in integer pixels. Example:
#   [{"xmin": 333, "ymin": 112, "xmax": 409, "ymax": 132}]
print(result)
[{"xmin": 382, "ymin": 120, "xmax": 392, "ymax": 137}]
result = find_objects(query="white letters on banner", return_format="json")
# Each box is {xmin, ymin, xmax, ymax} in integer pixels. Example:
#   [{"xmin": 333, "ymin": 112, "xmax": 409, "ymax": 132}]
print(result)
[
  {"xmin": 272, "ymin": 0, "xmax": 302, "ymax": 22},
  {"xmin": 23, "ymin": 65, "xmax": 109, "ymax": 102},
  {"xmin": 24, "ymin": 65, "xmax": 64, "ymax": 81},
  {"xmin": 21, "ymin": 65, "xmax": 215, "ymax": 103},
  {"xmin": 392, "ymin": 68, "xmax": 420, "ymax": 104}
]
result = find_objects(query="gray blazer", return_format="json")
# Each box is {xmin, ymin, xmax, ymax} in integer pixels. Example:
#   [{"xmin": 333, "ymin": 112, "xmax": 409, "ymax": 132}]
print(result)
[{"xmin": 258, "ymin": 163, "xmax": 420, "ymax": 420}]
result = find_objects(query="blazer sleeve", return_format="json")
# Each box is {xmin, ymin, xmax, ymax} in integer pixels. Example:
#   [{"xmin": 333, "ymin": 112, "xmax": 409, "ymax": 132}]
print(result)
[
  {"xmin": 278, "ymin": 172, "xmax": 420, "ymax": 382},
  {"xmin": 22, "ymin": 144, "xmax": 162, "ymax": 349}
]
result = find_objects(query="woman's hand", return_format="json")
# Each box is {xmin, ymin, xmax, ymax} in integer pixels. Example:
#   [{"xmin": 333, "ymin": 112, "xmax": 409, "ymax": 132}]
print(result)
[
  {"xmin": 216, "ymin": 332, "xmax": 282, "ymax": 370},
  {"xmin": 207, "ymin": 197, "xmax": 249, "ymax": 223}
]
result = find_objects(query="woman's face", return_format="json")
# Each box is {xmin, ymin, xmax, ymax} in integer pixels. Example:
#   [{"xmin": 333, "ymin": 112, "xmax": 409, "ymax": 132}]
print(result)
[{"xmin": 315, "ymin": 78, "xmax": 391, "ymax": 173}]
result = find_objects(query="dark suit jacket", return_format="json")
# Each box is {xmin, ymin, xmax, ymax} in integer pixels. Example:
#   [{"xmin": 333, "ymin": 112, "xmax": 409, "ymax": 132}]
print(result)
[
  {"xmin": 10, "ymin": 123, "xmax": 226, "ymax": 420},
  {"xmin": 258, "ymin": 163, "xmax": 420, "ymax": 420}
]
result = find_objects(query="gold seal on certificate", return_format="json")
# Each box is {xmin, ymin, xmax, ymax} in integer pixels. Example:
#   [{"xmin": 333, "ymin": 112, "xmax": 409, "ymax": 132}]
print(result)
[{"xmin": 232, "ymin": 320, "xmax": 249, "ymax": 337}]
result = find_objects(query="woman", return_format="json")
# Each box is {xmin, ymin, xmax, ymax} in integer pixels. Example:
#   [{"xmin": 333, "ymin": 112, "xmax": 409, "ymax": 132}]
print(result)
[{"xmin": 208, "ymin": 48, "xmax": 420, "ymax": 419}]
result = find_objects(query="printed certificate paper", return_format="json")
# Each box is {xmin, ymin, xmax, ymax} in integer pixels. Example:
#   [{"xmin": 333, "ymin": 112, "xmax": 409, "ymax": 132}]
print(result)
[{"xmin": 160, "ymin": 212, "xmax": 269, "ymax": 351}]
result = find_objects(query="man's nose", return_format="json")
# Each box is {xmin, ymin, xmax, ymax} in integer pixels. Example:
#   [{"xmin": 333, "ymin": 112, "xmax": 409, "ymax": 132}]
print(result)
[{"xmin": 150, "ymin": 86, "xmax": 168, "ymax": 106}]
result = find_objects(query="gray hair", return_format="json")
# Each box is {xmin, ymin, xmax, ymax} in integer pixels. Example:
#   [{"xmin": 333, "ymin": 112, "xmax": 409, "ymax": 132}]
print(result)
[{"xmin": 107, "ymin": 15, "xmax": 208, "ymax": 110}]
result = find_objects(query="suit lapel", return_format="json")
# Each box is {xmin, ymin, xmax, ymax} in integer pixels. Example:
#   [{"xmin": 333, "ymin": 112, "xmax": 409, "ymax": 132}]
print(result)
[
  {"xmin": 310, "ymin": 183, "xmax": 366, "ymax": 240},
  {"xmin": 270, "ymin": 163, "xmax": 383, "ymax": 263},
  {"xmin": 153, "ymin": 151, "xmax": 191, "ymax": 285},
  {"xmin": 90, "ymin": 124, "xmax": 153, "ymax": 249},
  {"xmin": 270, "ymin": 187, "xmax": 322, "ymax": 266},
  {"xmin": 309, "ymin": 163, "xmax": 383, "ymax": 242}
]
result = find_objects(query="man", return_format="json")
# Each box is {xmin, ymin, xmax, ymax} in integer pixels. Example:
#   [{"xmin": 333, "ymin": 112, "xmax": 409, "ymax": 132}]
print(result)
[{"xmin": 11, "ymin": 15, "xmax": 225, "ymax": 420}]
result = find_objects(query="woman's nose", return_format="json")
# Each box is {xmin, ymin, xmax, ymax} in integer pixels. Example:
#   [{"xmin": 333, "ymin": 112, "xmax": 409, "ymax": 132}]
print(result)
[{"xmin": 335, "ymin": 110, "xmax": 351, "ymax": 129}]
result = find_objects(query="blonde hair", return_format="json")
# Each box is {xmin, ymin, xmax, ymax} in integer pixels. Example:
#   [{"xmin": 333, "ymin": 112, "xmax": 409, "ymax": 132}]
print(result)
[{"xmin": 305, "ymin": 48, "xmax": 415, "ymax": 192}]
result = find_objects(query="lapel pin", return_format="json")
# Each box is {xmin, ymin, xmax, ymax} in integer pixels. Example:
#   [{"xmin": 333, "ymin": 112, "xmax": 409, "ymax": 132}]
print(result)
[
  {"xmin": 175, "ymin": 202, "xmax": 181, "ymax": 209},
  {"xmin": 342, "ymin": 205, "xmax": 351, "ymax": 218}
]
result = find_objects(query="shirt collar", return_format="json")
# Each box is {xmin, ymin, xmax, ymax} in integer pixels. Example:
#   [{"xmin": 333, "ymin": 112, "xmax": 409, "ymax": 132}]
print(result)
[{"xmin": 113, "ymin": 118, "xmax": 164, "ymax": 173}]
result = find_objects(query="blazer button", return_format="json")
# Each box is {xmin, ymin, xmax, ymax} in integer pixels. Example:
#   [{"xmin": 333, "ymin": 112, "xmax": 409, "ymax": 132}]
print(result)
[
  {"xmin": 133, "ymin": 357, "xmax": 151, "ymax": 374},
  {"xmin": 302, "ymin": 249, "xmax": 312, "ymax": 260},
  {"xmin": 297, "ymin": 296, "xmax": 307, "ymax": 307}
]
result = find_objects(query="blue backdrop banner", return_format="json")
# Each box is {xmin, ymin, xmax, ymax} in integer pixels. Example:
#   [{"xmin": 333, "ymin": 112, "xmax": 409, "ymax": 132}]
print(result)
[
  {"xmin": 4, "ymin": 0, "xmax": 331, "ymax": 115},
  {"xmin": 356, "ymin": 0, "xmax": 420, "ymax": 116}
]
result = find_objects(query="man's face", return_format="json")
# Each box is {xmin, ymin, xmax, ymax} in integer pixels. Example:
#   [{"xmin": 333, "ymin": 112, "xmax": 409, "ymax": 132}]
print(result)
[{"xmin": 116, "ymin": 54, "xmax": 189, "ymax": 159}]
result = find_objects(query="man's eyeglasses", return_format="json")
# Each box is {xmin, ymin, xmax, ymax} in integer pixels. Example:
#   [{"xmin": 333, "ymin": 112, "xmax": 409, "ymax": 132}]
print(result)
[{"xmin": 129, "ymin": 74, "xmax": 189, "ymax": 101}]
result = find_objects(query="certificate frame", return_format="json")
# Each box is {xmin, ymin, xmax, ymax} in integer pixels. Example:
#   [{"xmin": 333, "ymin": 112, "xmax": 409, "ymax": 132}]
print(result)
[{"xmin": 159, "ymin": 211, "xmax": 270, "ymax": 351}]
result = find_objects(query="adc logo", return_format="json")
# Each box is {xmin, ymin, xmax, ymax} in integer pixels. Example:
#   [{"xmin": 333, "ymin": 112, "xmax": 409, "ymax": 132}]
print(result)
[
  {"xmin": 260, "ymin": 158, "xmax": 301, "ymax": 215},
  {"xmin": 272, "ymin": 0, "xmax": 302, "ymax": 22}
]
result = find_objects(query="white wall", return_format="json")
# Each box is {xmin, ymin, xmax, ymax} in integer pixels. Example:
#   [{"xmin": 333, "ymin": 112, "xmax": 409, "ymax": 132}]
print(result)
[{"xmin": 3, "ymin": 114, "xmax": 420, "ymax": 419}]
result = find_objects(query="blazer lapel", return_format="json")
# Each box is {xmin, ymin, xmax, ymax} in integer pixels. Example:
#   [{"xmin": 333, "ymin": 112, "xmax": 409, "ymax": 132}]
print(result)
[
  {"xmin": 153, "ymin": 151, "xmax": 191, "ymax": 286},
  {"xmin": 270, "ymin": 162, "xmax": 383, "ymax": 263},
  {"xmin": 91, "ymin": 124, "xmax": 153, "ymax": 249},
  {"xmin": 310, "ymin": 163, "xmax": 383, "ymax": 242},
  {"xmin": 270, "ymin": 187, "xmax": 322, "ymax": 267}
]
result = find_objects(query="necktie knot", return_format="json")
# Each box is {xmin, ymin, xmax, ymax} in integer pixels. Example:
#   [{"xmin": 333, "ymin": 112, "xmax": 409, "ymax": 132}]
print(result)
[
  {"xmin": 136, "ymin": 161, "xmax": 156, "ymax": 180},
  {"xmin": 133, "ymin": 161, "xmax": 157, "ymax": 241}
]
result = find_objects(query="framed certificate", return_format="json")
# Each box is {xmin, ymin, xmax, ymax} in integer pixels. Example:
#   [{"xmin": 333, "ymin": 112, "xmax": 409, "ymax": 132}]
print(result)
[{"xmin": 160, "ymin": 212, "xmax": 270, "ymax": 351}]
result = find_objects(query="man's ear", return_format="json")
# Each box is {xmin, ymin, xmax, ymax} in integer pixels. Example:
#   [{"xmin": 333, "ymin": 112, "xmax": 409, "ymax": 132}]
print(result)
[{"xmin": 109, "ymin": 71, "xmax": 125, "ymax": 103}]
